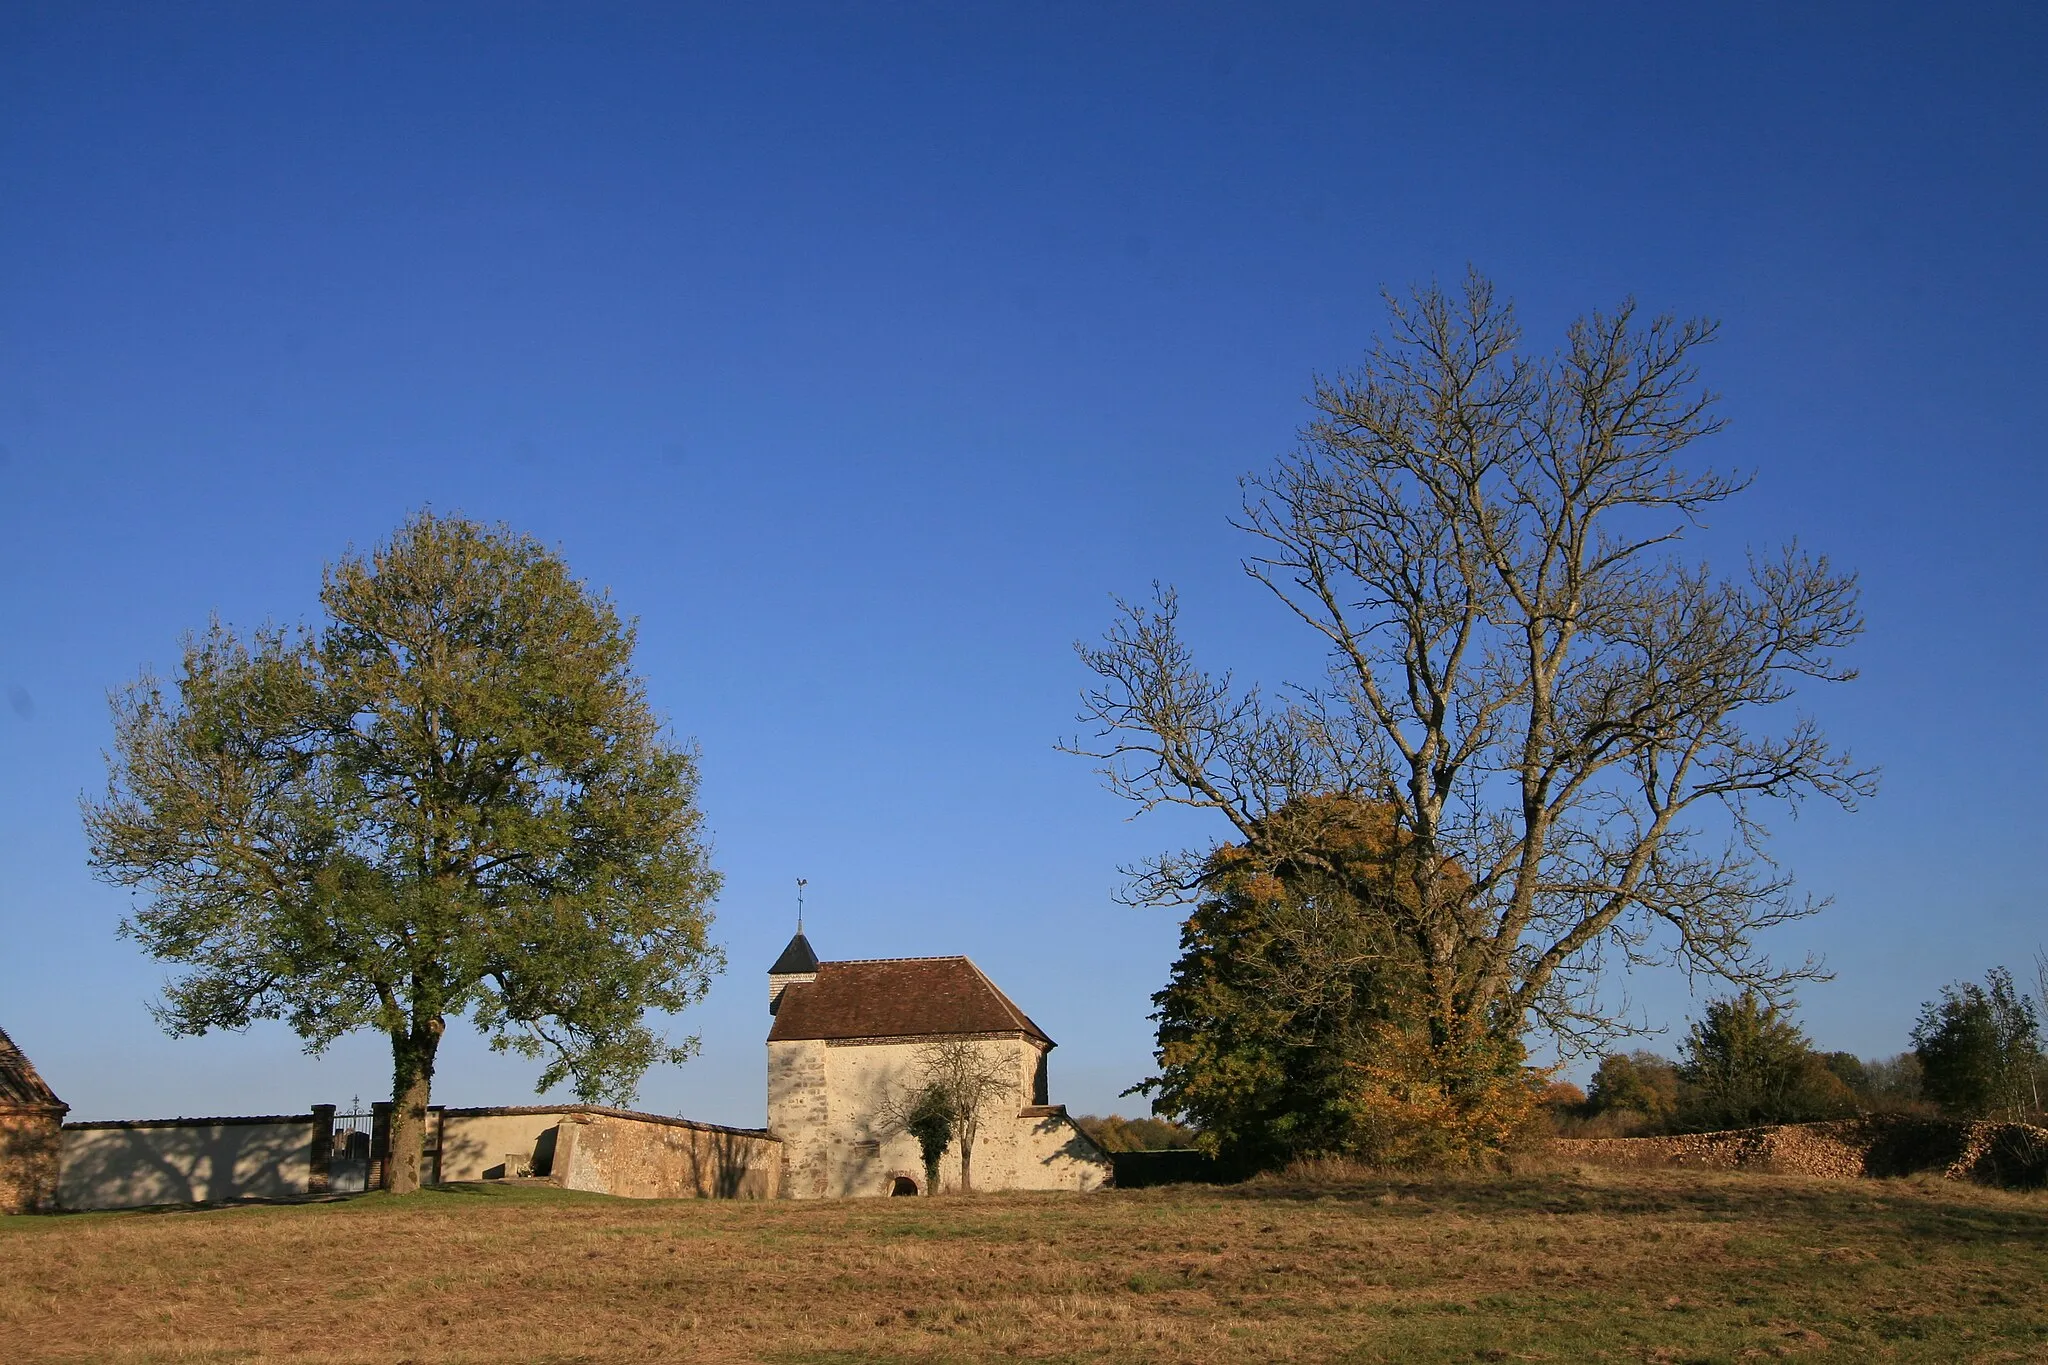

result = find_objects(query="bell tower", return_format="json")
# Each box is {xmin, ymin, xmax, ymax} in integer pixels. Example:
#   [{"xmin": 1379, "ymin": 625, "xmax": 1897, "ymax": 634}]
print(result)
[
  {"xmin": 768, "ymin": 931, "xmax": 819, "ymax": 1015},
  {"xmin": 769, "ymin": 879, "xmax": 818, "ymax": 1015}
]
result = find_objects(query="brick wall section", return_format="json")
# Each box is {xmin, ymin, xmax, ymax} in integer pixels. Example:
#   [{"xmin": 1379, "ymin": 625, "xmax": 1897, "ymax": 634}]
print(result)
[
  {"xmin": 1553, "ymin": 1115, "xmax": 2048, "ymax": 1187},
  {"xmin": 0, "ymin": 1112, "xmax": 64, "ymax": 1214}
]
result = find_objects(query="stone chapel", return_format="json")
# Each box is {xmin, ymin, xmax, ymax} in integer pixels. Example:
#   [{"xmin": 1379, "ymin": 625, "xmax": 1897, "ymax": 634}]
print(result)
[{"xmin": 764, "ymin": 932, "xmax": 1111, "ymax": 1197}]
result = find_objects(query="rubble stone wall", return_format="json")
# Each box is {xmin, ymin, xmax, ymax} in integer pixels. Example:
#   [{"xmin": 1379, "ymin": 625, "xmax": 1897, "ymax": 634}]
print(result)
[
  {"xmin": 766, "ymin": 1035, "xmax": 1111, "ymax": 1198},
  {"xmin": 768, "ymin": 1039, "xmax": 831, "ymax": 1197},
  {"xmin": 551, "ymin": 1111, "xmax": 780, "ymax": 1199},
  {"xmin": 1553, "ymin": 1115, "xmax": 2048, "ymax": 1187},
  {"xmin": 0, "ymin": 1110, "xmax": 64, "ymax": 1213}
]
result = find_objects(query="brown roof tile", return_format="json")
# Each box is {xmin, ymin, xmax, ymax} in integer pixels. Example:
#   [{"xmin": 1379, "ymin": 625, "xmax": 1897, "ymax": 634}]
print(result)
[
  {"xmin": 766, "ymin": 957, "xmax": 1053, "ymax": 1046},
  {"xmin": 0, "ymin": 1024, "xmax": 66, "ymax": 1113}
]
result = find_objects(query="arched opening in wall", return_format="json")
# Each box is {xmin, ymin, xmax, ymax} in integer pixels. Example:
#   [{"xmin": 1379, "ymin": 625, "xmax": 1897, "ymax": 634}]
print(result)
[{"xmin": 889, "ymin": 1176, "xmax": 920, "ymax": 1196}]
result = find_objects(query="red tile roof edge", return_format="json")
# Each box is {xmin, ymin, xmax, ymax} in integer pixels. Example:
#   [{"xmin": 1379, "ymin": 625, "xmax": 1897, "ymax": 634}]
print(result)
[
  {"xmin": 768, "ymin": 955, "xmax": 1056, "ymax": 1047},
  {"xmin": 0, "ymin": 1023, "xmax": 65, "ymax": 1112}
]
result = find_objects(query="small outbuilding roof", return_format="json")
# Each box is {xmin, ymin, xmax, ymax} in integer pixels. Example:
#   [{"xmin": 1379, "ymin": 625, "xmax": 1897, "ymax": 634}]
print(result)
[
  {"xmin": 767, "ymin": 956, "xmax": 1054, "ymax": 1047},
  {"xmin": 0, "ymin": 1024, "xmax": 66, "ymax": 1114}
]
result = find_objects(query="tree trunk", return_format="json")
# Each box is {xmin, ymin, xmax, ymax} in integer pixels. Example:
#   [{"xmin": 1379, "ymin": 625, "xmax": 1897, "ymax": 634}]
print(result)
[
  {"xmin": 383, "ymin": 1017, "xmax": 444, "ymax": 1195},
  {"xmin": 958, "ymin": 1120, "xmax": 976, "ymax": 1194}
]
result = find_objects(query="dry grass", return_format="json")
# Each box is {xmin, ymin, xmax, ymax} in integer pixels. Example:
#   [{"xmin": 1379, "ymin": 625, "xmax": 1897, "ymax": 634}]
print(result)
[{"xmin": 3, "ymin": 1164, "xmax": 2045, "ymax": 1363}]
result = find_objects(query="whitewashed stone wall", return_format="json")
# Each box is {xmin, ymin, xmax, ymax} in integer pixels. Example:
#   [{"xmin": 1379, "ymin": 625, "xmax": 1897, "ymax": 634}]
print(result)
[
  {"xmin": 435, "ymin": 1110, "xmax": 569, "ymax": 1181},
  {"xmin": 767, "ymin": 1034, "xmax": 1110, "ymax": 1198},
  {"xmin": 60, "ymin": 1117, "xmax": 314, "ymax": 1209}
]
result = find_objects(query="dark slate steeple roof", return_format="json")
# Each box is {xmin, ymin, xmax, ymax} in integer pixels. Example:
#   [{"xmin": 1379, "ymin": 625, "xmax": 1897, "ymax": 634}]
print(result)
[{"xmin": 768, "ymin": 931, "xmax": 819, "ymax": 975}]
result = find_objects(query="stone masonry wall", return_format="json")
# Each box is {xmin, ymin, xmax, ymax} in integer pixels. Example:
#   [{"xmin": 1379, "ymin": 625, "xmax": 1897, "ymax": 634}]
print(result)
[
  {"xmin": 768, "ymin": 1039, "xmax": 832, "ymax": 1198},
  {"xmin": 1553, "ymin": 1115, "xmax": 2048, "ymax": 1188},
  {"xmin": 0, "ymin": 1111, "xmax": 63, "ymax": 1214},
  {"xmin": 1010, "ymin": 1105, "xmax": 1113, "ymax": 1194},
  {"xmin": 769, "ymin": 1035, "xmax": 1110, "ymax": 1198},
  {"xmin": 435, "ymin": 1110, "xmax": 573, "ymax": 1182},
  {"xmin": 551, "ymin": 1112, "xmax": 780, "ymax": 1200}
]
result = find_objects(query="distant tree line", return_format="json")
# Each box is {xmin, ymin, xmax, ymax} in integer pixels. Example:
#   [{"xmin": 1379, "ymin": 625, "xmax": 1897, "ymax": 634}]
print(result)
[
  {"xmin": 1134, "ymin": 943, "xmax": 2047, "ymax": 1167},
  {"xmin": 1547, "ymin": 961, "xmax": 2047, "ymax": 1138},
  {"xmin": 1071, "ymin": 1113, "xmax": 1199, "ymax": 1154},
  {"xmin": 1107, "ymin": 790, "xmax": 2048, "ymax": 1170}
]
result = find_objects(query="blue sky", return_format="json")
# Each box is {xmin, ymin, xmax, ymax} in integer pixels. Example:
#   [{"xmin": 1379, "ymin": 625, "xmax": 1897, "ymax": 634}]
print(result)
[{"xmin": 2, "ymin": 4, "xmax": 2042, "ymax": 1126}]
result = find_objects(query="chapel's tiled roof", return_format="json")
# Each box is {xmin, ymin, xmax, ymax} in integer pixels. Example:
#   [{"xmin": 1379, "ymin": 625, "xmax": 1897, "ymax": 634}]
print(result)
[
  {"xmin": 766, "ymin": 957, "xmax": 1054, "ymax": 1047},
  {"xmin": 0, "ymin": 1024, "xmax": 66, "ymax": 1113}
]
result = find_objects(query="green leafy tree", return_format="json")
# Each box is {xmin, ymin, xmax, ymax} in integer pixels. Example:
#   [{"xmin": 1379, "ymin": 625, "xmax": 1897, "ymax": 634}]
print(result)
[
  {"xmin": 902, "ymin": 1085, "xmax": 955, "ymax": 1196},
  {"xmin": 1822, "ymin": 1051, "xmax": 1869, "ymax": 1096},
  {"xmin": 1856, "ymin": 1052, "xmax": 1926, "ymax": 1111},
  {"xmin": 1068, "ymin": 271, "xmax": 1872, "ymax": 1163},
  {"xmin": 84, "ymin": 511, "xmax": 723, "ymax": 1193},
  {"xmin": 1585, "ymin": 1051, "xmax": 1681, "ymax": 1125},
  {"xmin": 1137, "ymin": 799, "xmax": 1417, "ymax": 1169},
  {"xmin": 1912, "ymin": 969, "xmax": 2042, "ymax": 1121},
  {"xmin": 1138, "ymin": 796, "xmax": 1537, "ymax": 1169},
  {"xmin": 1675, "ymin": 992, "xmax": 1851, "ymax": 1130}
]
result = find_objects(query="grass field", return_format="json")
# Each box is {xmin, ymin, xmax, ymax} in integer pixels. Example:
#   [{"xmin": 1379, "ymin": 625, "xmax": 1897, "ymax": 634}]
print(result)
[{"xmin": 3, "ymin": 1164, "xmax": 2044, "ymax": 1363}]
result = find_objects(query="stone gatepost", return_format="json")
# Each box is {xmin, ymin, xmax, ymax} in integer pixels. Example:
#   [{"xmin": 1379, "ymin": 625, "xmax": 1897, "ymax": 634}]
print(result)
[
  {"xmin": 308, "ymin": 1104, "xmax": 336, "ymax": 1194},
  {"xmin": 370, "ymin": 1101, "xmax": 393, "ymax": 1190}
]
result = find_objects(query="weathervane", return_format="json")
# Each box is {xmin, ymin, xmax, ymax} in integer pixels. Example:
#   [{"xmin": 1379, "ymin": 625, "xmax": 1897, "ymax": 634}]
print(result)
[{"xmin": 795, "ymin": 877, "xmax": 807, "ymax": 934}]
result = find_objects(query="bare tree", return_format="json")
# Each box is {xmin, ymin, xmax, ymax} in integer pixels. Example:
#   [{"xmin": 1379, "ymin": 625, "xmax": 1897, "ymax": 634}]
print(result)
[
  {"xmin": 874, "ymin": 1082, "xmax": 954, "ymax": 1195},
  {"xmin": 1067, "ymin": 272, "xmax": 1873, "ymax": 1112},
  {"xmin": 915, "ymin": 1039, "xmax": 1017, "ymax": 1193}
]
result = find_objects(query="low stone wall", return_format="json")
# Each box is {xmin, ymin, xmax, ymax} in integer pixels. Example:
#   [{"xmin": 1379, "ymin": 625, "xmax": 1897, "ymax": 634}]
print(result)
[
  {"xmin": 1010, "ymin": 1105, "xmax": 1114, "ymax": 1194},
  {"xmin": 1553, "ymin": 1115, "xmax": 2048, "ymax": 1187},
  {"xmin": 0, "ymin": 1110, "xmax": 65, "ymax": 1213},
  {"xmin": 60, "ymin": 1115, "xmax": 316, "ymax": 1209},
  {"xmin": 49, "ymin": 1102, "xmax": 779, "ymax": 1207},
  {"xmin": 434, "ymin": 1108, "xmax": 573, "ymax": 1182},
  {"xmin": 551, "ymin": 1108, "xmax": 781, "ymax": 1199}
]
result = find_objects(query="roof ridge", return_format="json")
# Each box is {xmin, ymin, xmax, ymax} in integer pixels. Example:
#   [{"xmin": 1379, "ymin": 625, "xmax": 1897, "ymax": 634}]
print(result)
[
  {"xmin": 0, "ymin": 1022, "xmax": 66, "ymax": 1110},
  {"xmin": 767, "ymin": 956, "xmax": 1054, "ymax": 1047}
]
